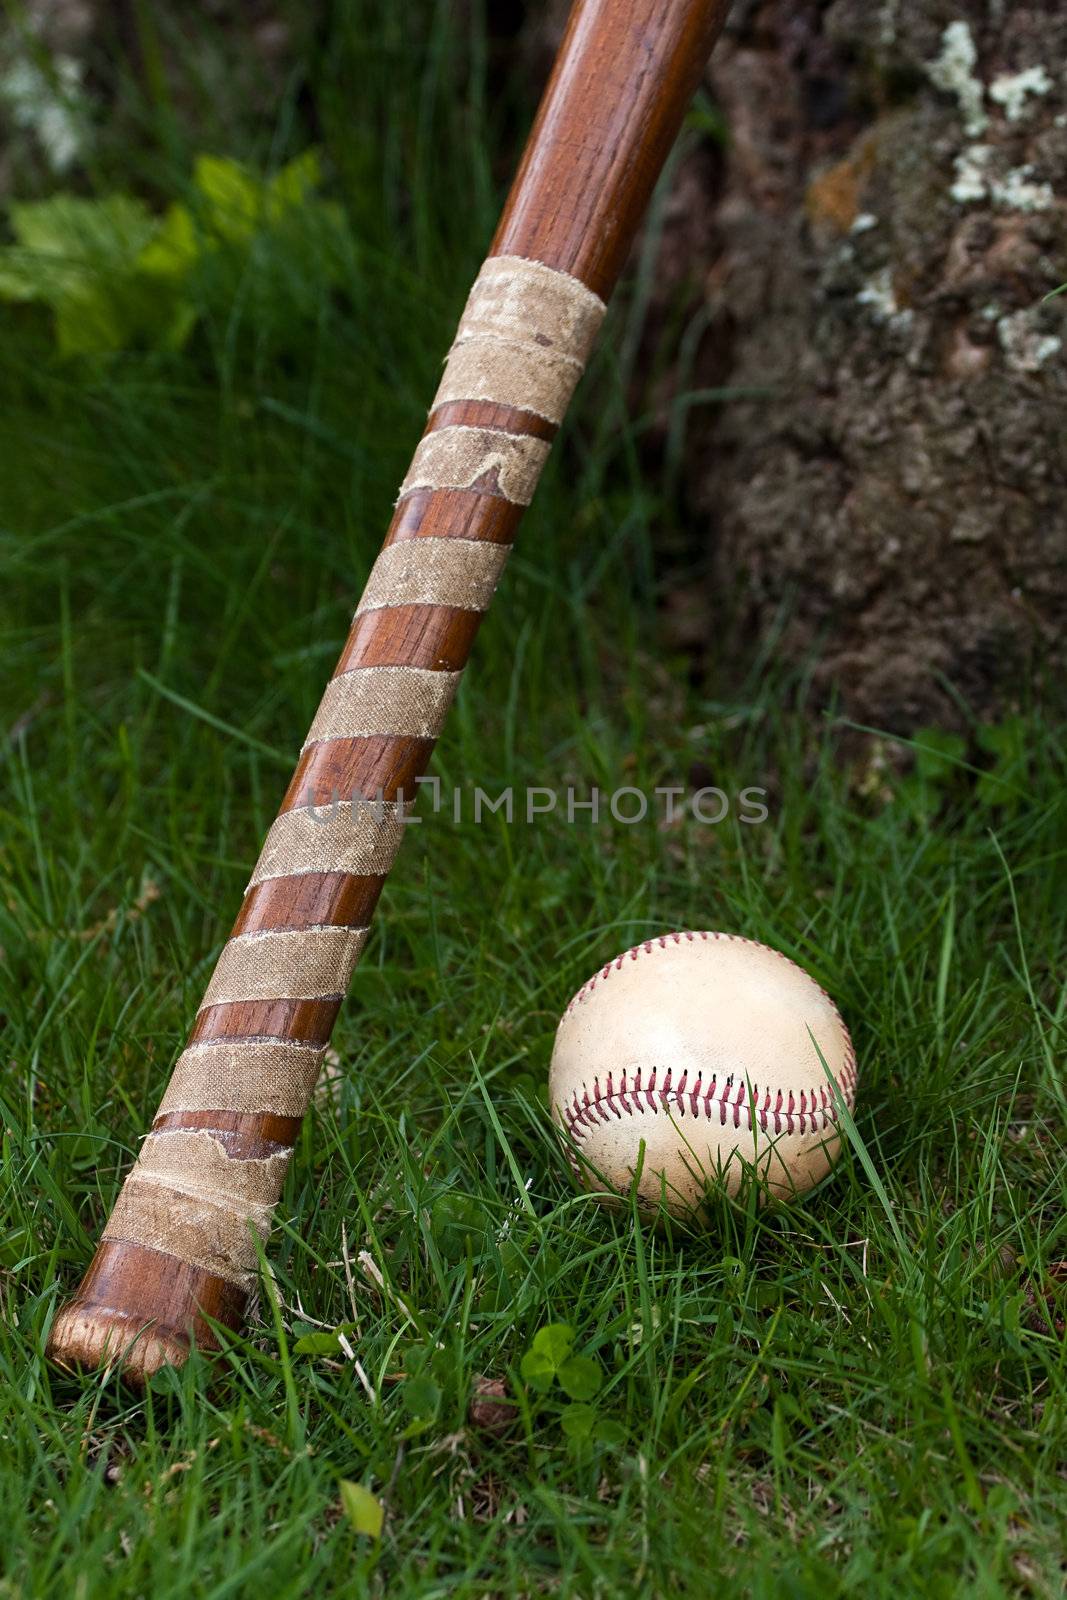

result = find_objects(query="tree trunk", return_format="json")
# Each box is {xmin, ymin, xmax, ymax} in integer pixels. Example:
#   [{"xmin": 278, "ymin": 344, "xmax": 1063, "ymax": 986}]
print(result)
[{"xmin": 687, "ymin": 0, "xmax": 1065, "ymax": 730}]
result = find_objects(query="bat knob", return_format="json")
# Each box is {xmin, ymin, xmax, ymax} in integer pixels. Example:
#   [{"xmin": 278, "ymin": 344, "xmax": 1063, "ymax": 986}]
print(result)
[
  {"xmin": 46, "ymin": 1239, "xmax": 246, "ymax": 1385},
  {"xmin": 47, "ymin": 1301, "xmax": 191, "ymax": 1385}
]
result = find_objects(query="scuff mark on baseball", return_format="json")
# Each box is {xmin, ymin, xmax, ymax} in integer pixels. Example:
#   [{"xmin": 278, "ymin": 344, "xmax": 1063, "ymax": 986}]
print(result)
[{"xmin": 549, "ymin": 931, "xmax": 858, "ymax": 1215}]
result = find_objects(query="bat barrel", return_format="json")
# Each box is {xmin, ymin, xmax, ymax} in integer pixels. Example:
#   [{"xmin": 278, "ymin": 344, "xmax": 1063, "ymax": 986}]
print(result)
[{"xmin": 47, "ymin": 0, "xmax": 727, "ymax": 1383}]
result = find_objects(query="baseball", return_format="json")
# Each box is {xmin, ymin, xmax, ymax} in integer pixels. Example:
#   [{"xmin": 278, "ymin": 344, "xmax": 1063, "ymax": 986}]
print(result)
[{"xmin": 549, "ymin": 931, "xmax": 857, "ymax": 1215}]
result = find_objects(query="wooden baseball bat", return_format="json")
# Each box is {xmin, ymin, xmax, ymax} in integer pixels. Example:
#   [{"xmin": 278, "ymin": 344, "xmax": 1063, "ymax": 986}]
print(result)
[{"xmin": 47, "ymin": 0, "xmax": 729, "ymax": 1383}]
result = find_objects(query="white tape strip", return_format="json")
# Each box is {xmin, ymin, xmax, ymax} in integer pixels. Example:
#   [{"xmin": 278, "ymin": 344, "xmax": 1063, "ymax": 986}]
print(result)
[
  {"xmin": 304, "ymin": 665, "xmax": 460, "ymax": 746},
  {"xmin": 354, "ymin": 537, "xmax": 509, "ymax": 616},
  {"xmin": 249, "ymin": 799, "xmax": 409, "ymax": 886},
  {"xmin": 398, "ymin": 426, "xmax": 549, "ymax": 505},
  {"xmin": 158, "ymin": 1039, "xmax": 325, "ymax": 1117},
  {"xmin": 198, "ymin": 926, "xmax": 369, "ymax": 1009},
  {"xmin": 431, "ymin": 255, "xmax": 606, "ymax": 424}
]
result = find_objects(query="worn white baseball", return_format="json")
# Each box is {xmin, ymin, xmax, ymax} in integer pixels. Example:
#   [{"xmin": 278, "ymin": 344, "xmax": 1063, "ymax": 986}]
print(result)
[{"xmin": 550, "ymin": 931, "xmax": 857, "ymax": 1215}]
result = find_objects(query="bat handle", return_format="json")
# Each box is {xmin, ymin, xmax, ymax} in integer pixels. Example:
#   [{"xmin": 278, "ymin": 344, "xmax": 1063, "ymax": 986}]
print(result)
[{"xmin": 47, "ymin": 0, "xmax": 727, "ymax": 1382}]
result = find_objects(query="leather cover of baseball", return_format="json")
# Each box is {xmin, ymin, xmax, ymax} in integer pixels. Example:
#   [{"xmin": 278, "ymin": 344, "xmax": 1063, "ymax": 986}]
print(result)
[{"xmin": 549, "ymin": 931, "xmax": 857, "ymax": 1215}]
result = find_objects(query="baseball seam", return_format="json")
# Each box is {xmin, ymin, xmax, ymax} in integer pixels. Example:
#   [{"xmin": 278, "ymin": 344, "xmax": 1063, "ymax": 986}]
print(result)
[
  {"xmin": 561, "ymin": 1056, "xmax": 857, "ymax": 1149},
  {"xmin": 559, "ymin": 930, "xmax": 857, "ymax": 1145},
  {"xmin": 564, "ymin": 930, "xmax": 846, "ymax": 1016}
]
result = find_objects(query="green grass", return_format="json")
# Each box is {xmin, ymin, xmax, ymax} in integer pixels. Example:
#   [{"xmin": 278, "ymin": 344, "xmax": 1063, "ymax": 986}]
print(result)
[{"xmin": 1, "ymin": 4, "xmax": 1065, "ymax": 1596}]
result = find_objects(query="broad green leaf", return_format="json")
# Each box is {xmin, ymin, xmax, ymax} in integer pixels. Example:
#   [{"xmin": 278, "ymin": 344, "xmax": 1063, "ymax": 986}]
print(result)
[
  {"xmin": 975, "ymin": 771, "xmax": 1015, "ymax": 808},
  {"xmin": 892, "ymin": 774, "xmax": 937, "ymax": 825},
  {"xmin": 518, "ymin": 1348, "xmax": 556, "ymax": 1394},
  {"xmin": 0, "ymin": 149, "xmax": 349, "ymax": 355},
  {"xmin": 975, "ymin": 720, "xmax": 1027, "ymax": 810},
  {"xmin": 7, "ymin": 193, "xmax": 154, "ymax": 312},
  {"xmin": 3, "ymin": 193, "xmax": 156, "ymax": 354},
  {"xmin": 977, "ymin": 717, "xmax": 1026, "ymax": 759},
  {"xmin": 402, "ymin": 1375, "xmax": 441, "ymax": 1418},
  {"xmin": 431, "ymin": 1192, "xmax": 489, "ymax": 1262},
  {"xmin": 397, "ymin": 1416, "xmax": 435, "ymax": 1441},
  {"xmin": 402, "ymin": 1340, "xmax": 428, "ymax": 1374},
  {"xmin": 193, "ymin": 155, "xmax": 262, "ymax": 241},
  {"xmin": 594, "ymin": 1419, "xmax": 627, "ymax": 1447},
  {"xmin": 913, "ymin": 728, "xmax": 966, "ymax": 784},
  {"xmin": 67, "ymin": 1131, "xmax": 105, "ymax": 1169},
  {"xmin": 0, "ymin": 253, "xmax": 44, "ymax": 301},
  {"xmin": 557, "ymin": 1354, "xmax": 602, "ymax": 1401},
  {"xmin": 428, "ymin": 1346, "xmax": 457, "ymax": 1386},
  {"xmin": 531, "ymin": 1323, "xmax": 574, "ymax": 1363},
  {"xmin": 495, "ymin": 1238, "xmax": 528, "ymax": 1282},
  {"xmin": 293, "ymin": 1321, "xmax": 358, "ymax": 1357},
  {"xmin": 268, "ymin": 148, "xmax": 323, "ymax": 216},
  {"xmin": 55, "ymin": 287, "xmax": 123, "ymax": 356},
  {"xmin": 339, "ymin": 1480, "xmax": 383, "ymax": 1539},
  {"xmin": 560, "ymin": 1403, "xmax": 597, "ymax": 1441},
  {"xmin": 11, "ymin": 193, "xmax": 154, "ymax": 266},
  {"xmin": 139, "ymin": 203, "xmax": 200, "ymax": 277},
  {"xmin": 293, "ymin": 1330, "xmax": 341, "ymax": 1356}
]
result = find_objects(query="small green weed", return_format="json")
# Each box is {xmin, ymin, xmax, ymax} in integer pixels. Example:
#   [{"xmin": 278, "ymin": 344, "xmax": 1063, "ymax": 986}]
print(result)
[{"xmin": 0, "ymin": 149, "xmax": 350, "ymax": 355}]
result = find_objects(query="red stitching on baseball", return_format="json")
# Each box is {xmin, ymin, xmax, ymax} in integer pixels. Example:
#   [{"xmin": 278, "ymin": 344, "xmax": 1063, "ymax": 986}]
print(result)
[
  {"xmin": 562, "ymin": 930, "xmax": 850, "ymax": 1028},
  {"xmin": 560, "ymin": 1048, "xmax": 856, "ymax": 1147}
]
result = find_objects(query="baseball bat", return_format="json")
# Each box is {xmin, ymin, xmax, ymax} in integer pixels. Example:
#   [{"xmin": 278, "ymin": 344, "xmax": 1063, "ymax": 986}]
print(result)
[{"xmin": 47, "ymin": 0, "xmax": 729, "ymax": 1383}]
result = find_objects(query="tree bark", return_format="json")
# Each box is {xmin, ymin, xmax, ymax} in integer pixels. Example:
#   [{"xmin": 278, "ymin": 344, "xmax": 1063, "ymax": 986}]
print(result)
[{"xmin": 687, "ymin": 0, "xmax": 1066, "ymax": 729}]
